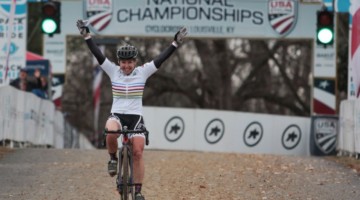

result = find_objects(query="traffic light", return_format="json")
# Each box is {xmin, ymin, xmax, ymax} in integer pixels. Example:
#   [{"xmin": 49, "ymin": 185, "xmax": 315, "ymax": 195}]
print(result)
[
  {"xmin": 316, "ymin": 10, "xmax": 334, "ymax": 46},
  {"xmin": 41, "ymin": 1, "xmax": 61, "ymax": 36}
]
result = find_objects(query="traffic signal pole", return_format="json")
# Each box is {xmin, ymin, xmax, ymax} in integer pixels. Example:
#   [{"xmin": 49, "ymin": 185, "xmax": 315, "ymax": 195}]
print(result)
[
  {"xmin": 312, "ymin": 4, "xmax": 337, "ymax": 115},
  {"xmin": 41, "ymin": 0, "xmax": 61, "ymax": 36}
]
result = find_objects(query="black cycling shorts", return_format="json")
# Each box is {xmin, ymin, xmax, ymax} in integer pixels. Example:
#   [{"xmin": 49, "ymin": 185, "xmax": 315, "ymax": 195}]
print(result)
[{"xmin": 108, "ymin": 113, "xmax": 145, "ymax": 131}]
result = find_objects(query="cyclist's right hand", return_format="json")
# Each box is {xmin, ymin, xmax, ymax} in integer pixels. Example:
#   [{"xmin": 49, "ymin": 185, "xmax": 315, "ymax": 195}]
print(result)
[{"xmin": 76, "ymin": 19, "xmax": 90, "ymax": 36}]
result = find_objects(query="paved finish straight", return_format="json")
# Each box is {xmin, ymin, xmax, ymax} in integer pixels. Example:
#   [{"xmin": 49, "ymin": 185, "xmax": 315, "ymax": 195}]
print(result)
[{"xmin": 0, "ymin": 148, "xmax": 360, "ymax": 200}]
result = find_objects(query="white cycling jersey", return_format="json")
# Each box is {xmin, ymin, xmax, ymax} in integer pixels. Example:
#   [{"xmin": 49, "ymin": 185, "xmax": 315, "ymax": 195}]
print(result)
[{"xmin": 101, "ymin": 58, "xmax": 157, "ymax": 115}]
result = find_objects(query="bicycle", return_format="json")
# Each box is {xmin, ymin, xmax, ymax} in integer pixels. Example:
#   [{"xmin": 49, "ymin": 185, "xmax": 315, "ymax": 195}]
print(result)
[{"xmin": 104, "ymin": 126, "xmax": 149, "ymax": 200}]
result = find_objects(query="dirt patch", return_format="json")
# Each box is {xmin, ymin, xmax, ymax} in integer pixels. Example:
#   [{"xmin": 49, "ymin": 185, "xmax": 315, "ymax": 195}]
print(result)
[
  {"xmin": 325, "ymin": 155, "xmax": 360, "ymax": 174},
  {"xmin": 1, "ymin": 149, "xmax": 360, "ymax": 200},
  {"xmin": 0, "ymin": 147, "xmax": 14, "ymax": 159},
  {"xmin": 1, "ymin": 146, "xmax": 360, "ymax": 174}
]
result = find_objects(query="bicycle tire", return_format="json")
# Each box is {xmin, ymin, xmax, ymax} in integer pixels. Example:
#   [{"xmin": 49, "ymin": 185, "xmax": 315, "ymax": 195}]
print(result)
[
  {"xmin": 128, "ymin": 148, "xmax": 135, "ymax": 200},
  {"xmin": 121, "ymin": 145, "xmax": 129, "ymax": 200}
]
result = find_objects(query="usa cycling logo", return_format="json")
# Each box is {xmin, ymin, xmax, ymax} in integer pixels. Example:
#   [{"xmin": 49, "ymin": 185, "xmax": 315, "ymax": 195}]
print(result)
[
  {"xmin": 314, "ymin": 118, "xmax": 337, "ymax": 154},
  {"xmin": 268, "ymin": 0, "xmax": 298, "ymax": 37},
  {"xmin": 0, "ymin": 0, "xmax": 26, "ymax": 18},
  {"xmin": 84, "ymin": 0, "xmax": 113, "ymax": 33}
]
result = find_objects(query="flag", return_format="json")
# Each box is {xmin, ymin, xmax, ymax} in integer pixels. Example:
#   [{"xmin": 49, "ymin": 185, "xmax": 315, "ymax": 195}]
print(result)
[
  {"xmin": 92, "ymin": 45, "xmax": 104, "ymax": 135},
  {"xmin": 93, "ymin": 66, "xmax": 103, "ymax": 133},
  {"xmin": 4, "ymin": 0, "xmax": 16, "ymax": 83},
  {"xmin": 350, "ymin": 0, "xmax": 360, "ymax": 97}
]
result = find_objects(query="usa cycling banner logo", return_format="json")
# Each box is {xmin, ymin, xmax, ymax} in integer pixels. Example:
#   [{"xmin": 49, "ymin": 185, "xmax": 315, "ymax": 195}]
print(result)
[
  {"xmin": 84, "ymin": 0, "xmax": 113, "ymax": 33},
  {"xmin": 0, "ymin": 0, "xmax": 26, "ymax": 18},
  {"xmin": 268, "ymin": 0, "xmax": 298, "ymax": 37}
]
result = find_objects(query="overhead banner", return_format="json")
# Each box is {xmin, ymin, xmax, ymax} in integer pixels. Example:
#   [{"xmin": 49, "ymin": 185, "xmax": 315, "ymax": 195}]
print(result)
[
  {"xmin": 46, "ymin": 0, "xmax": 320, "ymax": 73},
  {"xmin": 0, "ymin": 0, "xmax": 27, "ymax": 85},
  {"xmin": 82, "ymin": 0, "xmax": 318, "ymax": 38}
]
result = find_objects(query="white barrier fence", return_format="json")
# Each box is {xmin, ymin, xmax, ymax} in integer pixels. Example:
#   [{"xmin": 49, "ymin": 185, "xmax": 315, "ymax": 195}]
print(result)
[
  {"xmin": 143, "ymin": 107, "xmax": 312, "ymax": 156},
  {"xmin": 0, "ymin": 85, "xmax": 94, "ymax": 149},
  {"xmin": 338, "ymin": 100, "xmax": 360, "ymax": 156},
  {"xmin": 3, "ymin": 84, "xmax": 346, "ymax": 157}
]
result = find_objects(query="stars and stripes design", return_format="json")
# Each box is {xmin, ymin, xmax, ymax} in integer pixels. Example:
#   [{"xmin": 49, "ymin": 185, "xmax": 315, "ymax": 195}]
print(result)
[
  {"xmin": 350, "ymin": 0, "xmax": 360, "ymax": 97},
  {"xmin": 112, "ymin": 82, "xmax": 145, "ymax": 99},
  {"xmin": 313, "ymin": 78, "xmax": 336, "ymax": 114},
  {"xmin": 85, "ymin": 0, "xmax": 113, "ymax": 33},
  {"xmin": 268, "ymin": 0, "xmax": 298, "ymax": 36},
  {"xmin": 313, "ymin": 117, "xmax": 337, "ymax": 155},
  {"xmin": 269, "ymin": 13, "xmax": 296, "ymax": 35},
  {"xmin": 87, "ymin": 10, "xmax": 112, "ymax": 32}
]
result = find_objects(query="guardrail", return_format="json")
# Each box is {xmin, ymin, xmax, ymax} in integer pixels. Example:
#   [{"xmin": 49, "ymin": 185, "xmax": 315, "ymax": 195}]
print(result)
[
  {"xmin": 0, "ymin": 85, "xmax": 93, "ymax": 149},
  {"xmin": 338, "ymin": 100, "xmax": 360, "ymax": 157},
  {"xmin": 6, "ymin": 84, "xmax": 359, "ymax": 157}
]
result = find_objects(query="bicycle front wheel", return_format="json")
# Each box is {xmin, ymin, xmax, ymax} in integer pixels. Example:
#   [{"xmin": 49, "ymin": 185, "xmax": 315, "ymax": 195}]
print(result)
[
  {"xmin": 121, "ymin": 145, "xmax": 129, "ymax": 200},
  {"xmin": 119, "ymin": 145, "xmax": 135, "ymax": 200}
]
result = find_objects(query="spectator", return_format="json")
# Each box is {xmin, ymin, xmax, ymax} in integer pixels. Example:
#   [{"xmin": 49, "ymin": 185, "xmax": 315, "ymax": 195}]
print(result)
[
  {"xmin": 10, "ymin": 68, "xmax": 46, "ymax": 99},
  {"xmin": 29, "ymin": 68, "xmax": 42, "ymax": 89},
  {"xmin": 9, "ymin": 69, "xmax": 32, "ymax": 91},
  {"xmin": 38, "ymin": 76, "xmax": 49, "ymax": 99},
  {"xmin": 30, "ymin": 69, "xmax": 48, "ymax": 99}
]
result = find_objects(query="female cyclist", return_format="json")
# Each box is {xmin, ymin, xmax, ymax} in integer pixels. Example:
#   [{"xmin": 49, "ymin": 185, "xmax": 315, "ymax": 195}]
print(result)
[{"xmin": 76, "ymin": 19, "xmax": 187, "ymax": 200}]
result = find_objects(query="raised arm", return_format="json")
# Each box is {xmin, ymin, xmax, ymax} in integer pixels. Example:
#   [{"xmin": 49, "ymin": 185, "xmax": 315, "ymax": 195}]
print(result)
[
  {"xmin": 76, "ymin": 20, "xmax": 106, "ymax": 65},
  {"xmin": 153, "ymin": 27, "xmax": 188, "ymax": 68}
]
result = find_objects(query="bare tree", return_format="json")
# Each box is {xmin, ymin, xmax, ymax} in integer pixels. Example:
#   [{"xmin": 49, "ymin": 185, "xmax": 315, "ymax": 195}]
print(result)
[
  {"xmin": 144, "ymin": 38, "xmax": 311, "ymax": 116},
  {"xmin": 63, "ymin": 36, "xmax": 312, "ymax": 137}
]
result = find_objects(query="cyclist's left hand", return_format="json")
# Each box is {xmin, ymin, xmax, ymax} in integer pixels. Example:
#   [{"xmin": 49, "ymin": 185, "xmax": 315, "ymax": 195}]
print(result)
[{"xmin": 174, "ymin": 27, "xmax": 188, "ymax": 45}]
